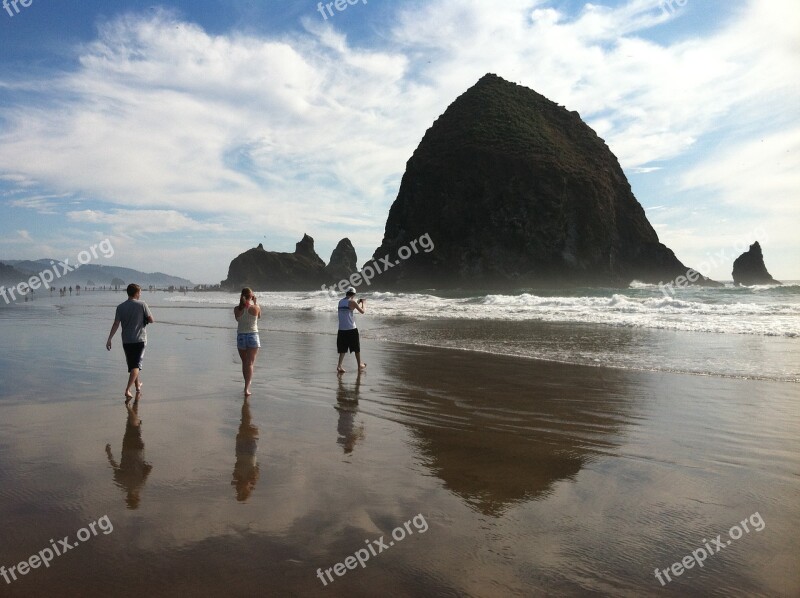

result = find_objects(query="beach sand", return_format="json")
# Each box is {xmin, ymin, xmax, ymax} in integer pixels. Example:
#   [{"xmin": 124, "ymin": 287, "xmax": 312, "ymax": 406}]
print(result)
[{"xmin": 0, "ymin": 295, "xmax": 798, "ymax": 596}]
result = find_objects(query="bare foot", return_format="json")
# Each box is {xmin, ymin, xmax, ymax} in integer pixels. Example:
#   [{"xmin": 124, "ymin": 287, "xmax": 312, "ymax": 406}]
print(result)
[
  {"xmin": 124, "ymin": 391, "xmax": 133, "ymax": 404},
  {"xmin": 244, "ymin": 388, "xmax": 252, "ymax": 396},
  {"xmin": 359, "ymin": 363, "xmax": 367, "ymax": 369},
  {"xmin": 135, "ymin": 381, "xmax": 143, "ymax": 391},
  {"xmin": 337, "ymin": 366, "xmax": 346, "ymax": 373}
]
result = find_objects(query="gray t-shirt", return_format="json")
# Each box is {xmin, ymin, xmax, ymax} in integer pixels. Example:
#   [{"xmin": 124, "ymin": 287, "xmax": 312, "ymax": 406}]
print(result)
[{"xmin": 115, "ymin": 299, "xmax": 153, "ymax": 344}]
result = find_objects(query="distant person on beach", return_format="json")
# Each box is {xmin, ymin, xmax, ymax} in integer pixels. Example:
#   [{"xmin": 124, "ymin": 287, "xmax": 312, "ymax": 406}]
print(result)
[
  {"xmin": 234, "ymin": 288, "xmax": 261, "ymax": 396},
  {"xmin": 336, "ymin": 287, "xmax": 366, "ymax": 373},
  {"xmin": 106, "ymin": 283, "xmax": 154, "ymax": 403}
]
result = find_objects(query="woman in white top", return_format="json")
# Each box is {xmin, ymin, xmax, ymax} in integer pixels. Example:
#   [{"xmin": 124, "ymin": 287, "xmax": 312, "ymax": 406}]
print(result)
[{"xmin": 234, "ymin": 287, "xmax": 261, "ymax": 396}]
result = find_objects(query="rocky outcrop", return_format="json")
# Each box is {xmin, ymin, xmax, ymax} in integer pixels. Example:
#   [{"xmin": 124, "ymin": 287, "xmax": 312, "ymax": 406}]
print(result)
[
  {"xmin": 369, "ymin": 73, "xmax": 719, "ymax": 289},
  {"xmin": 732, "ymin": 242, "xmax": 780, "ymax": 286},
  {"xmin": 222, "ymin": 234, "xmax": 327, "ymax": 291},
  {"xmin": 325, "ymin": 238, "xmax": 358, "ymax": 283}
]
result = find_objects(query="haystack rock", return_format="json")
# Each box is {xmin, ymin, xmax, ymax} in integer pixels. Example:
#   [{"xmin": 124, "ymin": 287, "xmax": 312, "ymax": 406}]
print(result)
[
  {"xmin": 222, "ymin": 234, "xmax": 327, "ymax": 291},
  {"xmin": 732, "ymin": 241, "xmax": 780, "ymax": 286},
  {"xmin": 369, "ymin": 73, "xmax": 719, "ymax": 289},
  {"xmin": 325, "ymin": 238, "xmax": 358, "ymax": 283}
]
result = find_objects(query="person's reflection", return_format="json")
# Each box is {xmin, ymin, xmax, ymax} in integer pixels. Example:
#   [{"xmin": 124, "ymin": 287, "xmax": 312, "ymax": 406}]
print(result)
[
  {"xmin": 232, "ymin": 397, "xmax": 260, "ymax": 502},
  {"xmin": 105, "ymin": 403, "xmax": 153, "ymax": 509},
  {"xmin": 336, "ymin": 372, "xmax": 365, "ymax": 454}
]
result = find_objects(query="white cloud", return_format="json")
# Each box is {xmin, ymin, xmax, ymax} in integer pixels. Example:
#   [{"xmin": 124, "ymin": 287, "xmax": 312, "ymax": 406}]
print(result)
[
  {"xmin": 67, "ymin": 209, "xmax": 224, "ymax": 235},
  {"xmin": 8, "ymin": 194, "xmax": 70, "ymax": 214},
  {"xmin": 679, "ymin": 128, "xmax": 800, "ymax": 215},
  {"xmin": 0, "ymin": 0, "xmax": 798, "ymax": 277}
]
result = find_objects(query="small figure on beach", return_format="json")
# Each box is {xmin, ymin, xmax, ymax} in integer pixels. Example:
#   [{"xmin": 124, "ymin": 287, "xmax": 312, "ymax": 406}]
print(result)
[
  {"xmin": 337, "ymin": 287, "xmax": 366, "ymax": 373},
  {"xmin": 105, "ymin": 402, "xmax": 153, "ymax": 509},
  {"xmin": 106, "ymin": 283, "xmax": 154, "ymax": 403},
  {"xmin": 231, "ymin": 397, "xmax": 260, "ymax": 502},
  {"xmin": 234, "ymin": 287, "xmax": 261, "ymax": 396}
]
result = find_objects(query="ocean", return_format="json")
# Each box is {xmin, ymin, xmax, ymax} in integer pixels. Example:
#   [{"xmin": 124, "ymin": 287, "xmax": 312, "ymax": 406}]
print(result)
[{"xmin": 162, "ymin": 282, "xmax": 800, "ymax": 382}]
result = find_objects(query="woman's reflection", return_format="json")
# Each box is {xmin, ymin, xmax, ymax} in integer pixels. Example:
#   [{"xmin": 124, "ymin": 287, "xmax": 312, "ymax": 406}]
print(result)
[
  {"xmin": 232, "ymin": 397, "xmax": 260, "ymax": 502},
  {"xmin": 105, "ymin": 403, "xmax": 153, "ymax": 509},
  {"xmin": 336, "ymin": 372, "xmax": 365, "ymax": 454}
]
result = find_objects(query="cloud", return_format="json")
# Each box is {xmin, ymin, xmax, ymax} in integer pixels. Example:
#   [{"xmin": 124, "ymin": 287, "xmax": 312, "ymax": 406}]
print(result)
[
  {"xmin": 679, "ymin": 128, "xmax": 800, "ymax": 216},
  {"xmin": 0, "ymin": 0, "xmax": 798, "ymax": 277},
  {"xmin": 67, "ymin": 209, "xmax": 224, "ymax": 235}
]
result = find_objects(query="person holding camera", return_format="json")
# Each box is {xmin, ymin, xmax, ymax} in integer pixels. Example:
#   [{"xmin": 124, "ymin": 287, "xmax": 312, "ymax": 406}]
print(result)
[
  {"xmin": 336, "ymin": 287, "xmax": 366, "ymax": 373},
  {"xmin": 234, "ymin": 287, "xmax": 261, "ymax": 396}
]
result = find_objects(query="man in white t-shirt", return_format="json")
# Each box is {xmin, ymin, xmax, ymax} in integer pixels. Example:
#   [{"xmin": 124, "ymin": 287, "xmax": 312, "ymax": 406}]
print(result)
[{"xmin": 336, "ymin": 287, "xmax": 366, "ymax": 373}]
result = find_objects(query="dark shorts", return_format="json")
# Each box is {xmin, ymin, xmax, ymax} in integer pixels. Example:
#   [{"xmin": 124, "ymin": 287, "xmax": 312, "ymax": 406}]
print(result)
[
  {"xmin": 337, "ymin": 328, "xmax": 360, "ymax": 354},
  {"xmin": 123, "ymin": 342, "xmax": 146, "ymax": 372}
]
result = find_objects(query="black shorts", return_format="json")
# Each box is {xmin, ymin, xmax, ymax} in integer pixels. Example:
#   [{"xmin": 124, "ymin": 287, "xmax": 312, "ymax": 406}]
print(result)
[
  {"xmin": 337, "ymin": 329, "xmax": 360, "ymax": 354},
  {"xmin": 123, "ymin": 342, "xmax": 146, "ymax": 372}
]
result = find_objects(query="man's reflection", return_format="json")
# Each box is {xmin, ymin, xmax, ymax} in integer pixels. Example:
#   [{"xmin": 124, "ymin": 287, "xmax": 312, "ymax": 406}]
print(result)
[
  {"xmin": 336, "ymin": 372, "xmax": 365, "ymax": 454},
  {"xmin": 232, "ymin": 397, "xmax": 260, "ymax": 502},
  {"xmin": 105, "ymin": 402, "xmax": 153, "ymax": 509}
]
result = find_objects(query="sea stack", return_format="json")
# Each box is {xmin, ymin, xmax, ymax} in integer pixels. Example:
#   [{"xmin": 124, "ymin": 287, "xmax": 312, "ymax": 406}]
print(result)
[
  {"xmin": 325, "ymin": 238, "xmax": 358, "ymax": 283},
  {"xmin": 369, "ymin": 73, "xmax": 718, "ymax": 289},
  {"xmin": 222, "ymin": 234, "xmax": 327, "ymax": 291},
  {"xmin": 732, "ymin": 241, "xmax": 780, "ymax": 286}
]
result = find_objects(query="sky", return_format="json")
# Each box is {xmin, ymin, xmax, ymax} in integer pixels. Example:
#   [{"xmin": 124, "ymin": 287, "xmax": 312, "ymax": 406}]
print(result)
[{"xmin": 0, "ymin": 0, "xmax": 797, "ymax": 284}]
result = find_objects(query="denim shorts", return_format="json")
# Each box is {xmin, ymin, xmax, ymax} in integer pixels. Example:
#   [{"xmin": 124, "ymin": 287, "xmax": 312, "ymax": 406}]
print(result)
[{"xmin": 237, "ymin": 332, "xmax": 261, "ymax": 350}]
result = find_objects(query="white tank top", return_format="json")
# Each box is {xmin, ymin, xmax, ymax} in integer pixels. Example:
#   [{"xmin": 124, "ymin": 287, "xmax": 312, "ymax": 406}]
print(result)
[
  {"xmin": 338, "ymin": 297, "xmax": 356, "ymax": 330},
  {"xmin": 237, "ymin": 306, "xmax": 259, "ymax": 333}
]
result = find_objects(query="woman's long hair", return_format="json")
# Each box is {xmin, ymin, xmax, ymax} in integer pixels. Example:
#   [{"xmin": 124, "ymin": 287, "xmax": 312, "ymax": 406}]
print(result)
[{"xmin": 239, "ymin": 287, "xmax": 253, "ymax": 308}]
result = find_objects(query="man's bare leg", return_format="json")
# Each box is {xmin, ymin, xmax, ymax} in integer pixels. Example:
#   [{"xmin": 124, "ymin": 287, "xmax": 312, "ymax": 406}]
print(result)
[
  {"xmin": 337, "ymin": 353, "xmax": 346, "ymax": 373},
  {"xmin": 355, "ymin": 352, "xmax": 366, "ymax": 370},
  {"xmin": 125, "ymin": 368, "xmax": 139, "ymax": 402}
]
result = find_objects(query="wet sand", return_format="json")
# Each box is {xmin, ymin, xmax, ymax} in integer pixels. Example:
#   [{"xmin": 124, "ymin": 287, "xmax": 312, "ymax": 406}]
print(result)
[{"xmin": 0, "ymin": 296, "xmax": 798, "ymax": 596}]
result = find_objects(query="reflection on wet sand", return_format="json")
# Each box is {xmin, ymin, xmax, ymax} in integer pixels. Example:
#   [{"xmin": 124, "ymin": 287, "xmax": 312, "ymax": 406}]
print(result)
[
  {"xmin": 388, "ymin": 348, "xmax": 637, "ymax": 516},
  {"xmin": 105, "ymin": 402, "xmax": 153, "ymax": 509},
  {"xmin": 335, "ymin": 372, "xmax": 365, "ymax": 454},
  {"xmin": 232, "ymin": 397, "xmax": 260, "ymax": 502}
]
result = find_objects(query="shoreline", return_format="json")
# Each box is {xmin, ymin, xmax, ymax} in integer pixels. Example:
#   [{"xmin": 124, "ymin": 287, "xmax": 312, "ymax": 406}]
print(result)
[
  {"xmin": 3, "ymin": 290, "xmax": 799, "ymax": 383},
  {"xmin": 368, "ymin": 333, "xmax": 800, "ymax": 384}
]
